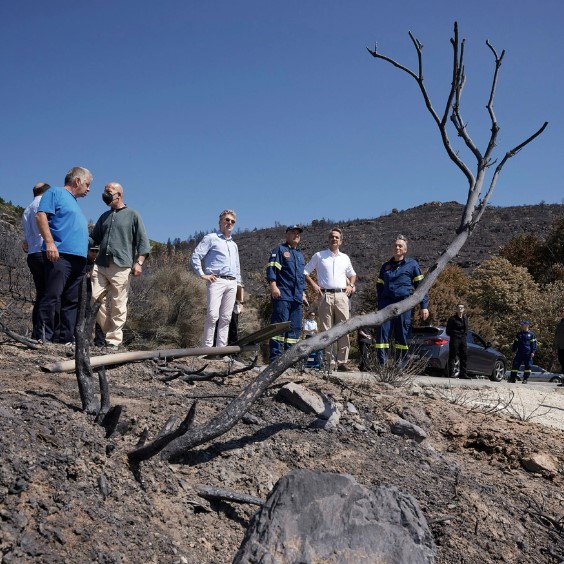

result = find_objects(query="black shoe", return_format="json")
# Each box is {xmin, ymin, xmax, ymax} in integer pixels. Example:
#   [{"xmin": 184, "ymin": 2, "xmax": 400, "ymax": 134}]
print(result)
[
  {"xmin": 522, "ymin": 379, "xmax": 528, "ymax": 384},
  {"xmin": 337, "ymin": 364, "xmax": 351, "ymax": 372},
  {"xmin": 508, "ymin": 378, "xmax": 516, "ymax": 383}
]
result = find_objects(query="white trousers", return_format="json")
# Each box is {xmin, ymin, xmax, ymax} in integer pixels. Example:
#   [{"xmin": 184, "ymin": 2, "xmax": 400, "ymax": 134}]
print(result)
[
  {"xmin": 91, "ymin": 261, "xmax": 131, "ymax": 346},
  {"xmin": 202, "ymin": 278, "xmax": 237, "ymax": 348}
]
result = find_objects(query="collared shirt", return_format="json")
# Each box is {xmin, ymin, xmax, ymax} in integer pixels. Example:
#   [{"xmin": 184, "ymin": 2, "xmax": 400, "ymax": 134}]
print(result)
[
  {"xmin": 304, "ymin": 249, "xmax": 356, "ymax": 289},
  {"xmin": 22, "ymin": 195, "xmax": 44, "ymax": 254},
  {"xmin": 191, "ymin": 231, "xmax": 241, "ymax": 284},
  {"xmin": 90, "ymin": 206, "xmax": 151, "ymax": 268}
]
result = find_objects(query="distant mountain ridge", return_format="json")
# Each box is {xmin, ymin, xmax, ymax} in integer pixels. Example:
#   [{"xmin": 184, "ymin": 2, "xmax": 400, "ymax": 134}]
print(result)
[{"xmin": 232, "ymin": 201, "xmax": 564, "ymax": 295}]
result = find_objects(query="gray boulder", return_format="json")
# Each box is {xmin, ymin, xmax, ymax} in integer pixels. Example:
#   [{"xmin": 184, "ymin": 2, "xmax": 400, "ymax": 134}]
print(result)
[{"xmin": 233, "ymin": 469, "xmax": 436, "ymax": 563}]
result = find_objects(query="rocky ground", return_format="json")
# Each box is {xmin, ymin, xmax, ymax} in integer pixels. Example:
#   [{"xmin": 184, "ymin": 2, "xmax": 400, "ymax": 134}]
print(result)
[{"xmin": 1, "ymin": 341, "xmax": 564, "ymax": 563}]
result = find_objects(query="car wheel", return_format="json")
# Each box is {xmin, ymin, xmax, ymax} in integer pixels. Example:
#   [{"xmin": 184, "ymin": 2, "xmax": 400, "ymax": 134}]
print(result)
[
  {"xmin": 550, "ymin": 376, "xmax": 562, "ymax": 383},
  {"xmin": 489, "ymin": 360, "xmax": 505, "ymax": 382},
  {"xmin": 443, "ymin": 357, "xmax": 460, "ymax": 378}
]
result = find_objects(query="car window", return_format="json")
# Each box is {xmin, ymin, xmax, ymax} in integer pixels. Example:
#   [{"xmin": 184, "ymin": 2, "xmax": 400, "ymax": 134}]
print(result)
[{"xmin": 468, "ymin": 331, "xmax": 486, "ymax": 347}]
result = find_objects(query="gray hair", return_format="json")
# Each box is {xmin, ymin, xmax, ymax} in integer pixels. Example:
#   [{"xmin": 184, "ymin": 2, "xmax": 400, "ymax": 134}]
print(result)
[{"xmin": 65, "ymin": 166, "xmax": 92, "ymax": 186}]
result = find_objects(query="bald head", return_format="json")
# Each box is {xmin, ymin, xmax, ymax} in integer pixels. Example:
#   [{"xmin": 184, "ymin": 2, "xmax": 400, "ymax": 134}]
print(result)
[{"xmin": 103, "ymin": 182, "xmax": 124, "ymax": 209}]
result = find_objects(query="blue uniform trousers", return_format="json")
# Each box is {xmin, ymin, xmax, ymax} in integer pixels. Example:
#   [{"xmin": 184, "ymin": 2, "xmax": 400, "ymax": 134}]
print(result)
[
  {"xmin": 510, "ymin": 351, "xmax": 533, "ymax": 382},
  {"xmin": 375, "ymin": 299, "xmax": 412, "ymax": 364},
  {"xmin": 270, "ymin": 299, "xmax": 303, "ymax": 363}
]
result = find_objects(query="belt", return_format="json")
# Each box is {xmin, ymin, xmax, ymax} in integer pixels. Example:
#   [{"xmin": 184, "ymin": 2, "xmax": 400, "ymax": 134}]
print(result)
[
  {"xmin": 217, "ymin": 275, "xmax": 236, "ymax": 280},
  {"xmin": 321, "ymin": 288, "xmax": 346, "ymax": 293}
]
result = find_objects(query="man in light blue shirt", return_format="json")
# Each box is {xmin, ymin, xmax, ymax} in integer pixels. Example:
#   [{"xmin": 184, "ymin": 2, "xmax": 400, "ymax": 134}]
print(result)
[
  {"xmin": 191, "ymin": 209, "xmax": 243, "ymax": 348},
  {"xmin": 21, "ymin": 182, "xmax": 51, "ymax": 339},
  {"xmin": 36, "ymin": 167, "xmax": 91, "ymax": 344}
]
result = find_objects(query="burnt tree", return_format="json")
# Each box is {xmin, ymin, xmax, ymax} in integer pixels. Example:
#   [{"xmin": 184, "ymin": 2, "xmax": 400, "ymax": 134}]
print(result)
[{"xmin": 128, "ymin": 22, "xmax": 547, "ymax": 463}]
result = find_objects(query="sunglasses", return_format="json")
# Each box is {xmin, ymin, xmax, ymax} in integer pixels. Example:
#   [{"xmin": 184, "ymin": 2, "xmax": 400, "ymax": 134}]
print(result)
[{"xmin": 223, "ymin": 218, "xmax": 236, "ymax": 224}]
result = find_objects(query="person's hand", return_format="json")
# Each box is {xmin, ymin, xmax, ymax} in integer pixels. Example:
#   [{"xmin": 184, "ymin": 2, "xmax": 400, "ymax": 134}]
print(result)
[
  {"xmin": 312, "ymin": 282, "xmax": 322, "ymax": 296},
  {"xmin": 202, "ymin": 274, "xmax": 217, "ymax": 282},
  {"xmin": 131, "ymin": 262, "xmax": 143, "ymax": 277},
  {"xmin": 45, "ymin": 242, "xmax": 59, "ymax": 262},
  {"xmin": 270, "ymin": 285, "xmax": 281, "ymax": 299},
  {"xmin": 22, "ymin": 240, "xmax": 28, "ymax": 253},
  {"xmin": 421, "ymin": 308, "xmax": 429, "ymax": 321}
]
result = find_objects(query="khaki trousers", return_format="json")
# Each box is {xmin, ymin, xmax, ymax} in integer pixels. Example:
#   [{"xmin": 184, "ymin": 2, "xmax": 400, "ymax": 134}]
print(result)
[
  {"xmin": 91, "ymin": 260, "xmax": 132, "ymax": 346},
  {"xmin": 317, "ymin": 291, "xmax": 350, "ymax": 364}
]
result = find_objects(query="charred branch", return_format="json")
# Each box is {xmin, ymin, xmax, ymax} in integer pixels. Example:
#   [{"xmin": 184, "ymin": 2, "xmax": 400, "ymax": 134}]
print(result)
[
  {"xmin": 158, "ymin": 355, "xmax": 258, "ymax": 384},
  {"xmin": 74, "ymin": 276, "xmax": 100, "ymax": 414},
  {"xmin": 367, "ymin": 21, "xmax": 547, "ymax": 236},
  {"xmin": 127, "ymin": 402, "xmax": 197, "ymax": 462},
  {"xmin": 94, "ymin": 367, "xmax": 112, "ymax": 423},
  {"xmin": 0, "ymin": 320, "xmax": 41, "ymax": 350},
  {"xmin": 195, "ymin": 485, "xmax": 264, "ymax": 507}
]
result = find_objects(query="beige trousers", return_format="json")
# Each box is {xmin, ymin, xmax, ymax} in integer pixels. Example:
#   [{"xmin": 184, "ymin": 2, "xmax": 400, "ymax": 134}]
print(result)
[
  {"xmin": 317, "ymin": 291, "xmax": 350, "ymax": 364},
  {"xmin": 91, "ymin": 260, "xmax": 132, "ymax": 346},
  {"xmin": 202, "ymin": 277, "xmax": 237, "ymax": 348}
]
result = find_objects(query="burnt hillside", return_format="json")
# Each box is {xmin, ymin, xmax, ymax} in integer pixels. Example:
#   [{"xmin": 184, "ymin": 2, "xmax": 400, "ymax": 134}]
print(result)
[{"xmin": 233, "ymin": 201, "xmax": 564, "ymax": 295}]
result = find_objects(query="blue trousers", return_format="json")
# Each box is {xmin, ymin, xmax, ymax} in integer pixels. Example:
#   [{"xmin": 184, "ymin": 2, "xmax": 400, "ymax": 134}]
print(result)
[
  {"xmin": 270, "ymin": 299, "xmax": 303, "ymax": 363},
  {"xmin": 27, "ymin": 252, "xmax": 47, "ymax": 339},
  {"xmin": 375, "ymin": 299, "xmax": 412, "ymax": 364},
  {"xmin": 510, "ymin": 351, "xmax": 533, "ymax": 381},
  {"xmin": 37, "ymin": 253, "xmax": 86, "ymax": 343}
]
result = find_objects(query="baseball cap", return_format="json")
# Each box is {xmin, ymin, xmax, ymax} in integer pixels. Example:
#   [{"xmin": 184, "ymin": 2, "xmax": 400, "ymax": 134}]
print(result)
[{"xmin": 286, "ymin": 225, "xmax": 303, "ymax": 233}]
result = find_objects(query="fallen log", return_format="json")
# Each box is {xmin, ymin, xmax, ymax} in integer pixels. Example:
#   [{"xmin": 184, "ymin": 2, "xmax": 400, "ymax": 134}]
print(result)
[
  {"xmin": 42, "ymin": 345, "xmax": 255, "ymax": 373},
  {"xmin": 42, "ymin": 322, "xmax": 290, "ymax": 373}
]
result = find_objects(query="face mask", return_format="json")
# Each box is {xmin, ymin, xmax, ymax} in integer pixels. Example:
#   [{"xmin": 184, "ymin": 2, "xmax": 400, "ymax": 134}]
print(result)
[{"xmin": 102, "ymin": 192, "xmax": 115, "ymax": 205}]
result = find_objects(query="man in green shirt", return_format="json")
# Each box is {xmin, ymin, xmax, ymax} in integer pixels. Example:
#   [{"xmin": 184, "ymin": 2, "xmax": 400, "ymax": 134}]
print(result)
[{"xmin": 90, "ymin": 182, "xmax": 150, "ymax": 349}]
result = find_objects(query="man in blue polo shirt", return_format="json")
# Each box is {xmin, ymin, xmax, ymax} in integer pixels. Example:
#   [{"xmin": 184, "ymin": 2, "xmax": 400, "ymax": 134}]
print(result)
[{"xmin": 35, "ymin": 166, "xmax": 91, "ymax": 344}]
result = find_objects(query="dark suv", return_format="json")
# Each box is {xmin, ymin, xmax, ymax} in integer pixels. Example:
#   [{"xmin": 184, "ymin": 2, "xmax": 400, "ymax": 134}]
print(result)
[{"xmin": 409, "ymin": 326, "xmax": 506, "ymax": 381}]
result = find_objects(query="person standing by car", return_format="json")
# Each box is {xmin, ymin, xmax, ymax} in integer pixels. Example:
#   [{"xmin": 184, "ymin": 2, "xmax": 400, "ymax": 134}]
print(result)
[
  {"xmin": 508, "ymin": 320, "xmax": 537, "ymax": 384},
  {"xmin": 446, "ymin": 304, "xmax": 469, "ymax": 379},
  {"xmin": 556, "ymin": 307, "xmax": 564, "ymax": 387}
]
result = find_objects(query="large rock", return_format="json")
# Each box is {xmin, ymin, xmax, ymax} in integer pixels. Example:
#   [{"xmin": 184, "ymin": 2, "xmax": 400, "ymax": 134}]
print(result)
[
  {"xmin": 277, "ymin": 382, "xmax": 339, "ymax": 421},
  {"xmin": 233, "ymin": 469, "xmax": 436, "ymax": 563}
]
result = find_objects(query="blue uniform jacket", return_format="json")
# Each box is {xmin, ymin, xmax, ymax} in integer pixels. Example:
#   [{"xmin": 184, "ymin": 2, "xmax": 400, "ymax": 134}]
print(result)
[
  {"xmin": 266, "ymin": 244, "xmax": 306, "ymax": 302},
  {"xmin": 376, "ymin": 256, "xmax": 428, "ymax": 309},
  {"xmin": 512, "ymin": 330, "xmax": 537, "ymax": 355}
]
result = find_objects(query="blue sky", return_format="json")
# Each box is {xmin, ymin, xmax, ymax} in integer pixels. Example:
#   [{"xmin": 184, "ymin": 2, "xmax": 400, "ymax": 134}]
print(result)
[{"xmin": 1, "ymin": 0, "xmax": 561, "ymax": 243}]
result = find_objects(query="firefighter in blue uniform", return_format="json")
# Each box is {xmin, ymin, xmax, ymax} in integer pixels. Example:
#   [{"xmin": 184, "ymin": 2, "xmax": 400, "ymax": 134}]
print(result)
[
  {"xmin": 508, "ymin": 320, "xmax": 537, "ymax": 383},
  {"xmin": 375, "ymin": 235, "xmax": 429, "ymax": 364},
  {"xmin": 266, "ymin": 225, "xmax": 306, "ymax": 363}
]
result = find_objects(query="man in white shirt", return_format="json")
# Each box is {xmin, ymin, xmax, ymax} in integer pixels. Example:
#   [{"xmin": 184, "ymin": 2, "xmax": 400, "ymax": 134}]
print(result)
[
  {"xmin": 304, "ymin": 228, "xmax": 356, "ymax": 371},
  {"xmin": 21, "ymin": 182, "xmax": 51, "ymax": 339}
]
